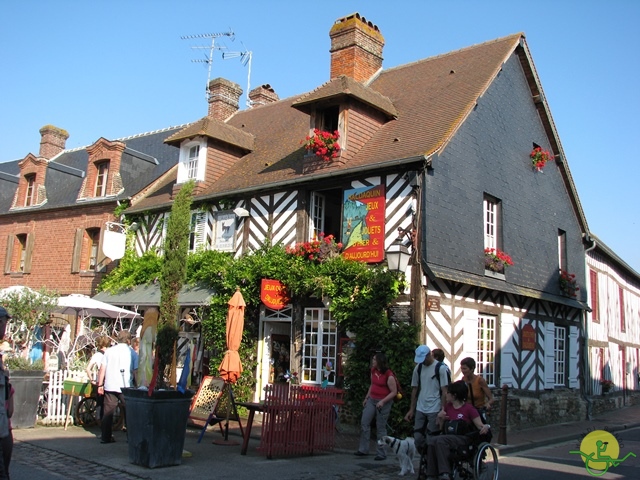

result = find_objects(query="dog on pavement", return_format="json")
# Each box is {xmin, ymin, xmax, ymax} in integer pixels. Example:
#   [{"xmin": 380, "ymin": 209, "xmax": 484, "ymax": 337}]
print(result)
[{"xmin": 378, "ymin": 435, "xmax": 416, "ymax": 476}]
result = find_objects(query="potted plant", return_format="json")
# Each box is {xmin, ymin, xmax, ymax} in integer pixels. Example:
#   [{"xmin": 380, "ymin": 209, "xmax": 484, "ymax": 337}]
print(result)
[
  {"xmin": 484, "ymin": 248, "xmax": 514, "ymax": 274},
  {"xmin": 559, "ymin": 270, "xmax": 579, "ymax": 298},
  {"xmin": 600, "ymin": 379, "xmax": 613, "ymax": 394},
  {"xmin": 303, "ymin": 129, "xmax": 341, "ymax": 162},
  {"xmin": 530, "ymin": 146, "xmax": 553, "ymax": 172},
  {"xmin": 1, "ymin": 287, "xmax": 58, "ymax": 428},
  {"xmin": 122, "ymin": 180, "xmax": 195, "ymax": 468}
]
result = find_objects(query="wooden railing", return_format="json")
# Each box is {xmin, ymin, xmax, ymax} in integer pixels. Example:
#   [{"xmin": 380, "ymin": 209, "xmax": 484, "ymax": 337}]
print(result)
[{"xmin": 258, "ymin": 383, "xmax": 343, "ymax": 458}]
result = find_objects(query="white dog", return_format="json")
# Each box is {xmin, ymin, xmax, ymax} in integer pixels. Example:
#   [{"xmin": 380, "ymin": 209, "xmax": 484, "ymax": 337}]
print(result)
[{"xmin": 378, "ymin": 435, "xmax": 416, "ymax": 476}]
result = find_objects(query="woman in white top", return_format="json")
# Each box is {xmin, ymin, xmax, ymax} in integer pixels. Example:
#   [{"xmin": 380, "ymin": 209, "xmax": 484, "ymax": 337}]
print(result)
[{"xmin": 85, "ymin": 336, "xmax": 111, "ymax": 421}]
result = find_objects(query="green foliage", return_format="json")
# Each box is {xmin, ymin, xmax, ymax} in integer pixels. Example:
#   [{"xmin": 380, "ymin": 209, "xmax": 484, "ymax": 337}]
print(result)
[
  {"xmin": 97, "ymin": 248, "xmax": 163, "ymax": 293},
  {"xmin": 158, "ymin": 180, "xmax": 194, "ymax": 388},
  {"xmin": 4, "ymin": 356, "xmax": 45, "ymax": 372},
  {"xmin": 1, "ymin": 287, "xmax": 59, "ymax": 341},
  {"xmin": 99, "ymin": 233, "xmax": 419, "ymax": 414}
]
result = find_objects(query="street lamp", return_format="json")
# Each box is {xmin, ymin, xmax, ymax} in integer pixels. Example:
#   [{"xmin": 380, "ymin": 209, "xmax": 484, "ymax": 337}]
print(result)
[{"xmin": 386, "ymin": 229, "xmax": 412, "ymax": 272}]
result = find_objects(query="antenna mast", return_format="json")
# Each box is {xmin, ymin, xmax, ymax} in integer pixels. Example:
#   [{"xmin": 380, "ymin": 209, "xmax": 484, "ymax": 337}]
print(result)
[
  {"xmin": 222, "ymin": 45, "xmax": 253, "ymax": 108},
  {"xmin": 181, "ymin": 30, "xmax": 235, "ymax": 100}
]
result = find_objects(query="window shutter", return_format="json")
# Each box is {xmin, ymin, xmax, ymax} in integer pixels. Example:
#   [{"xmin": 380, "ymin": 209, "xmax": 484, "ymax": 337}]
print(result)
[
  {"xmin": 544, "ymin": 322, "xmax": 556, "ymax": 389},
  {"xmin": 71, "ymin": 228, "xmax": 83, "ymax": 273},
  {"xmin": 193, "ymin": 212, "xmax": 206, "ymax": 251},
  {"xmin": 4, "ymin": 235, "xmax": 14, "ymax": 273},
  {"xmin": 23, "ymin": 233, "xmax": 35, "ymax": 273},
  {"xmin": 569, "ymin": 326, "xmax": 580, "ymax": 389},
  {"xmin": 500, "ymin": 314, "xmax": 518, "ymax": 388},
  {"xmin": 96, "ymin": 228, "xmax": 107, "ymax": 272},
  {"xmin": 462, "ymin": 309, "xmax": 479, "ymax": 359}
]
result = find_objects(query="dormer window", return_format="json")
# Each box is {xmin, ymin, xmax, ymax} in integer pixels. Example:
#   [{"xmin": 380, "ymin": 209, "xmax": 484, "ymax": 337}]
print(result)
[
  {"xmin": 94, "ymin": 161, "xmax": 109, "ymax": 197},
  {"xmin": 178, "ymin": 138, "xmax": 206, "ymax": 184},
  {"xmin": 24, "ymin": 174, "xmax": 36, "ymax": 206},
  {"xmin": 318, "ymin": 106, "xmax": 339, "ymax": 133}
]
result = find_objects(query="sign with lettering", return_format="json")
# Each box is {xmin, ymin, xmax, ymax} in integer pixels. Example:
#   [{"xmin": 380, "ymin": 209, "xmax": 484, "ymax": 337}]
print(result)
[
  {"xmin": 389, "ymin": 304, "xmax": 412, "ymax": 322},
  {"xmin": 341, "ymin": 184, "xmax": 386, "ymax": 263},
  {"xmin": 521, "ymin": 323, "xmax": 536, "ymax": 351},
  {"xmin": 260, "ymin": 279, "xmax": 290, "ymax": 310},
  {"xmin": 426, "ymin": 296, "xmax": 440, "ymax": 311}
]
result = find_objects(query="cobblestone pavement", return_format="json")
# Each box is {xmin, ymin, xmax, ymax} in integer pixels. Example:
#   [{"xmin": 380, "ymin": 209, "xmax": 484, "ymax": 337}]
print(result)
[{"xmin": 13, "ymin": 440, "xmax": 150, "ymax": 480}]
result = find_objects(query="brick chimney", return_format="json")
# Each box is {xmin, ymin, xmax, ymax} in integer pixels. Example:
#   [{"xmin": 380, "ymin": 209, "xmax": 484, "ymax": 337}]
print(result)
[
  {"xmin": 39, "ymin": 124, "xmax": 69, "ymax": 159},
  {"xmin": 329, "ymin": 13, "xmax": 385, "ymax": 83},
  {"xmin": 207, "ymin": 77, "xmax": 243, "ymax": 121},
  {"xmin": 248, "ymin": 84, "xmax": 279, "ymax": 107}
]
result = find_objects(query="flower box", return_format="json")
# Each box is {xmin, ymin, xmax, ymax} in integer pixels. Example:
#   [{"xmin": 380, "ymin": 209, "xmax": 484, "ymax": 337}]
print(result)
[
  {"xmin": 303, "ymin": 129, "xmax": 341, "ymax": 163},
  {"xmin": 484, "ymin": 248, "xmax": 514, "ymax": 273},
  {"xmin": 530, "ymin": 146, "xmax": 553, "ymax": 172},
  {"xmin": 559, "ymin": 270, "xmax": 579, "ymax": 297}
]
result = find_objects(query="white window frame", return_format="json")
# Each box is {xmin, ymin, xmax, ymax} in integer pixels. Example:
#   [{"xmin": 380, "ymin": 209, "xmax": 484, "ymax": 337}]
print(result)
[
  {"xmin": 477, "ymin": 314, "xmax": 496, "ymax": 386},
  {"xmin": 177, "ymin": 138, "xmax": 206, "ymax": 184},
  {"xmin": 302, "ymin": 307, "xmax": 337, "ymax": 385},
  {"xmin": 554, "ymin": 326, "xmax": 566, "ymax": 386},
  {"xmin": 309, "ymin": 192, "xmax": 325, "ymax": 240},
  {"xmin": 25, "ymin": 174, "xmax": 36, "ymax": 206},
  {"xmin": 483, "ymin": 196, "xmax": 498, "ymax": 250}
]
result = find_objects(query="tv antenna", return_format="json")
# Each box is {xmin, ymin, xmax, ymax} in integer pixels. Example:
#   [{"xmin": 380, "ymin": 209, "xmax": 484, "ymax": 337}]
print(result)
[
  {"xmin": 181, "ymin": 30, "xmax": 235, "ymax": 100},
  {"xmin": 222, "ymin": 45, "xmax": 253, "ymax": 108}
]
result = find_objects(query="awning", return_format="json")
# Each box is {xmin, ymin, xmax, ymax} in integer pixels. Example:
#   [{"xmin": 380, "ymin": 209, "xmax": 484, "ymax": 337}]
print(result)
[{"xmin": 92, "ymin": 283, "xmax": 214, "ymax": 307}]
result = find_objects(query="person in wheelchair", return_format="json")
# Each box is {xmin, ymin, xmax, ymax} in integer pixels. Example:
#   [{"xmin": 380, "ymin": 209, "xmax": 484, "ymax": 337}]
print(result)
[{"xmin": 425, "ymin": 380, "xmax": 490, "ymax": 480}]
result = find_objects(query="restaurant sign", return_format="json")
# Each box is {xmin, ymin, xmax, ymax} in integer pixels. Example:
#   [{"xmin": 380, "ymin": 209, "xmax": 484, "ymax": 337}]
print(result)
[
  {"xmin": 260, "ymin": 279, "xmax": 290, "ymax": 310},
  {"xmin": 341, "ymin": 184, "xmax": 386, "ymax": 263}
]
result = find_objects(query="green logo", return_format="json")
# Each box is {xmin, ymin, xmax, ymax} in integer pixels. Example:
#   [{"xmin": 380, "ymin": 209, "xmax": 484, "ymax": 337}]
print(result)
[{"xmin": 569, "ymin": 429, "xmax": 636, "ymax": 476}]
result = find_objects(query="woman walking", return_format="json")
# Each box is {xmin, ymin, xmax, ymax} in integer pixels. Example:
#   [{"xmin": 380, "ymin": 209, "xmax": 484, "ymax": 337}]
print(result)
[{"xmin": 355, "ymin": 352, "xmax": 397, "ymax": 460}]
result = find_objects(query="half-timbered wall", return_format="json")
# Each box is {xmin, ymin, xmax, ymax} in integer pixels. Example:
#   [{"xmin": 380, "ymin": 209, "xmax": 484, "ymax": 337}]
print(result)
[
  {"xmin": 586, "ymin": 250, "xmax": 640, "ymax": 396},
  {"xmin": 425, "ymin": 277, "xmax": 581, "ymax": 391}
]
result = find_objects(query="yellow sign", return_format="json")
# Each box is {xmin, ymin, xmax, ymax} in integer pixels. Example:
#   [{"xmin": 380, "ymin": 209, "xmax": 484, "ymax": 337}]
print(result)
[{"xmin": 570, "ymin": 429, "xmax": 636, "ymax": 476}]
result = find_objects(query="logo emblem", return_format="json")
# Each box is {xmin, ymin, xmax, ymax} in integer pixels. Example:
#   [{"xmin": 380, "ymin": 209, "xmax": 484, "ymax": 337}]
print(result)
[{"xmin": 569, "ymin": 429, "xmax": 636, "ymax": 476}]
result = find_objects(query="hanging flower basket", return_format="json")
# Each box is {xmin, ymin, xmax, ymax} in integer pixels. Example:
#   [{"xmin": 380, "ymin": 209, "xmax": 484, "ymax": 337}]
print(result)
[
  {"xmin": 484, "ymin": 248, "xmax": 514, "ymax": 273},
  {"xmin": 559, "ymin": 270, "xmax": 579, "ymax": 297},
  {"xmin": 303, "ymin": 129, "xmax": 341, "ymax": 162},
  {"xmin": 530, "ymin": 147, "xmax": 553, "ymax": 172}
]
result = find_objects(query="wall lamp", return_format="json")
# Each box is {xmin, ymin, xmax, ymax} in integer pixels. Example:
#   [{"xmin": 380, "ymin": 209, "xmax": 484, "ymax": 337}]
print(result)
[
  {"xmin": 385, "ymin": 227, "xmax": 414, "ymax": 273},
  {"xmin": 233, "ymin": 207, "xmax": 250, "ymax": 218}
]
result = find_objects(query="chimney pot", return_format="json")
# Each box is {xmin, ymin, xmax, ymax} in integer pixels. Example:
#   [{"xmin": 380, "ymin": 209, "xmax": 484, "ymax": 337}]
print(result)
[
  {"xmin": 329, "ymin": 12, "xmax": 385, "ymax": 83},
  {"xmin": 39, "ymin": 124, "xmax": 69, "ymax": 159},
  {"xmin": 207, "ymin": 77, "xmax": 243, "ymax": 121}
]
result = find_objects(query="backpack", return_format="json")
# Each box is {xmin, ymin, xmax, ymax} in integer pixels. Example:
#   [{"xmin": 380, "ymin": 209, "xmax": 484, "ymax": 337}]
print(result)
[
  {"xmin": 417, "ymin": 361, "xmax": 451, "ymax": 394},
  {"xmin": 391, "ymin": 371, "xmax": 404, "ymax": 400}
]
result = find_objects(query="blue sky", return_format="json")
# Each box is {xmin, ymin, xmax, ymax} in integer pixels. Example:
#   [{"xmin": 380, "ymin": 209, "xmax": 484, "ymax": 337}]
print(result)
[{"xmin": 1, "ymin": 1, "xmax": 639, "ymax": 273}]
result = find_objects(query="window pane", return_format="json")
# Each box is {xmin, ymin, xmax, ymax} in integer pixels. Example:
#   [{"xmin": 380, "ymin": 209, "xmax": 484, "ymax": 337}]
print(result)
[
  {"xmin": 187, "ymin": 145, "xmax": 199, "ymax": 179},
  {"xmin": 477, "ymin": 314, "xmax": 496, "ymax": 386},
  {"xmin": 554, "ymin": 326, "xmax": 566, "ymax": 385},
  {"xmin": 302, "ymin": 308, "xmax": 337, "ymax": 385}
]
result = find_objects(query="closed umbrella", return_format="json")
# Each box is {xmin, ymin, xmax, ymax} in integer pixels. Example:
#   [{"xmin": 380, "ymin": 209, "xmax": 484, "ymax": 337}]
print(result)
[
  {"xmin": 218, "ymin": 288, "xmax": 245, "ymax": 383},
  {"xmin": 216, "ymin": 288, "xmax": 245, "ymax": 444}
]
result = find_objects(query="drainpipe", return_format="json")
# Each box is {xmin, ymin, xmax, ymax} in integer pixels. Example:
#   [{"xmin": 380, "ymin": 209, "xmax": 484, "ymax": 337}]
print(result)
[{"xmin": 582, "ymin": 234, "xmax": 597, "ymax": 420}]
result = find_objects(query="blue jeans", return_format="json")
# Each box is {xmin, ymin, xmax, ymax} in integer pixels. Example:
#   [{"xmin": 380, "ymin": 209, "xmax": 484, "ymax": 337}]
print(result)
[{"xmin": 358, "ymin": 397, "xmax": 393, "ymax": 457}]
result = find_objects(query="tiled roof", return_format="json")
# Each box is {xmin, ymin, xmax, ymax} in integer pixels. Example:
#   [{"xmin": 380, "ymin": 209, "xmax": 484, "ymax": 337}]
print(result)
[
  {"xmin": 292, "ymin": 75, "xmax": 397, "ymax": 118},
  {"xmin": 131, "ymin": 33, "xmax": 523, "ymax": 211},
  {"xmin": 164, "ymin": 117, "xmax": 255, "ymax": 151}
]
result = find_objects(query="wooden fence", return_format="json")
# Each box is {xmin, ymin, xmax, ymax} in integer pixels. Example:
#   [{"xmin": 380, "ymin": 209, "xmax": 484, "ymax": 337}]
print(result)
[{"xmin": 258, "ymin": 383, "xmax": 343, "ymax": 458}]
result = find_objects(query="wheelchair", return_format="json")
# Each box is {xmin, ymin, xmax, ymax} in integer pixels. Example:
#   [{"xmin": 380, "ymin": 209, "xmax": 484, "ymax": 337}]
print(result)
[{"xmin": 417, "ymin": 430, "xmax": 499, "ymax": 480}]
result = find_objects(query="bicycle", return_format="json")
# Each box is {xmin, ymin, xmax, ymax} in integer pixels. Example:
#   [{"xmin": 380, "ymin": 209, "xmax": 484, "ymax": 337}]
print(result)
[{"xmin": 75, "ymin": 385, "xmax": 126, "ymax": 431}]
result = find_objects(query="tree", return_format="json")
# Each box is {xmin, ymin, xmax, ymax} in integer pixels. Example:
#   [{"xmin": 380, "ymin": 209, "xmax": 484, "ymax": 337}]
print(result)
[{"xmin": 157, "ymin": 180, "xmax": 194, "ymax": 388}]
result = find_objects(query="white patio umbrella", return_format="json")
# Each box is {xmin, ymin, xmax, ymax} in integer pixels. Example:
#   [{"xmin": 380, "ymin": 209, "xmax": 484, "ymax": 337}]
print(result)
[{"xmin": 55, "ymin": 294, "xmax": 140, "ymax": 319}]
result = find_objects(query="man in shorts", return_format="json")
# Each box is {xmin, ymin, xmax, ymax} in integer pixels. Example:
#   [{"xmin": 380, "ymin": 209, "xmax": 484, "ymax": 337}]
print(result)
[{"xmin": 404, "ymin": 345, "xmax": 449, "ymax": 452}]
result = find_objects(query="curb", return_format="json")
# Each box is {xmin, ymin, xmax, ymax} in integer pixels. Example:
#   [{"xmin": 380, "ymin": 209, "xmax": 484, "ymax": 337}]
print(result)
[{"xmin": 496, "ymin": 421, "xmax": 640, "ymax": 456}]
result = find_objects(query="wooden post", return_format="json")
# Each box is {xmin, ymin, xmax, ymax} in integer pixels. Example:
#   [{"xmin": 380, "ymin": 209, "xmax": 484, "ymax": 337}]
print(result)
[
  {"xmin": 498, "ymin": 384, "xmax": 508, "ymax": 445},
  {"xmin": 64, "ymin": 384, "xmax": 76, "ymax": 430}
]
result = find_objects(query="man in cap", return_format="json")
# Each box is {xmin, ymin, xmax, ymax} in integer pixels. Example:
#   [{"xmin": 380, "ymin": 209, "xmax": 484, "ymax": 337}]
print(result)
[{"xmin": 404, "ymin": 345, "xmax": 449, "ymax": 453}]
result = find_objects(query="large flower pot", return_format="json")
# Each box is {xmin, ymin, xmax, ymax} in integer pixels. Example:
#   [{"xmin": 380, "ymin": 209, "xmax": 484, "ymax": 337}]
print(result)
[
  {"xmin": 122, "ymin": 387, "xmax": 194, "ymax": 468},
  {"xmin": 10, "ymin": 370, "xmax": 44, "ymax": 429}
]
